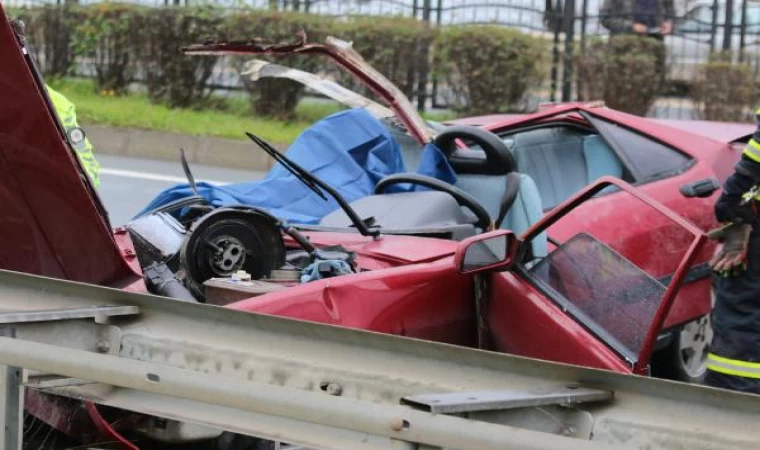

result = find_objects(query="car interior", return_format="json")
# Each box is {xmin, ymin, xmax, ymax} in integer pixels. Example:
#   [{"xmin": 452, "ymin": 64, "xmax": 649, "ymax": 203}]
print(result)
[{"xmin": 311, "ymin": 121, "xmax": 628, "ymax": 260}]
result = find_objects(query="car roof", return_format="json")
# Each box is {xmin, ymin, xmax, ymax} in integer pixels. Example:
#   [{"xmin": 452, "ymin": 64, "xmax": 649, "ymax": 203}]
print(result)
[{"xmin": 447, "ymin": 109, "xmax": 754, "ymax": 146}]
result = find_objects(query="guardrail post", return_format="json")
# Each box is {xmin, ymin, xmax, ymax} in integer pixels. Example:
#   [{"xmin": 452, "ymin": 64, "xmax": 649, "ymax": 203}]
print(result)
[{"xmin": 0, "ymin": 365, "xmax": 23, "ymax": 450}]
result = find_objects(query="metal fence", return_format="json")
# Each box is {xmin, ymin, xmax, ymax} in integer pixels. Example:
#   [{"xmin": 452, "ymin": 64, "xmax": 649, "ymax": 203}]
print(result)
[{"xmin": 10, "ymin": 0, "xmax": 760, "ymax": 119}]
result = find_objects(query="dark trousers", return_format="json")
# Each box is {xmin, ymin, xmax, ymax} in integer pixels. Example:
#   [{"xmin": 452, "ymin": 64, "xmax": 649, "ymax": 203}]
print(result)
[
  {"xmin": 705, "ymin": 370, "xmax": 760, "ymax": 394},
  {"xmin": 705, "ymin": 232, "xmax": 760, "ymax": 394}
]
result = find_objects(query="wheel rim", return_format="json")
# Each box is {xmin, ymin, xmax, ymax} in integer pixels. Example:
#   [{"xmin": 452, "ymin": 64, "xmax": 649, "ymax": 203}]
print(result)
[{"xmin": 678, "ymin": 288, "xmax": 715, "ymax": 379}]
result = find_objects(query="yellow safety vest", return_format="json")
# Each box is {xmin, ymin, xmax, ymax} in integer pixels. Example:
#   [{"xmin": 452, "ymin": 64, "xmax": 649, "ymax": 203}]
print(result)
[
  {"xmin": 46, "ymin": 85, "xmax": 101, "ymax": 188},
  {"xmin": 741, "ymin": 108, "xmax": 760, "ymax": 165}
]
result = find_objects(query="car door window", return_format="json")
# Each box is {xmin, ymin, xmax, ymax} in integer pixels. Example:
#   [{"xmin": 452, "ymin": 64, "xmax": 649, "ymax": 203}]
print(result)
[
  {"xmin": 527, "ymin": 233, "xmax": 666, "ymax": 362},
  {"xmin": 585, "ymin": 115, "xmax": 692, "ymax": 183}
]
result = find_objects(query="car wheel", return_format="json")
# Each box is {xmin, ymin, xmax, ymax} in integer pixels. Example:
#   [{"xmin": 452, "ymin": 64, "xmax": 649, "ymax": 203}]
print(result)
[{"xmin": 652, "ymin": 287, "xmax": 715, "ymax": 384}]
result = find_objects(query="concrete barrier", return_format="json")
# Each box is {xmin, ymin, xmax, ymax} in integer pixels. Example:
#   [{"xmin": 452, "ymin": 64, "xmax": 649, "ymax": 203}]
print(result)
[{"xmin": 86, "ymin": 124, "xmax": 283, "ymax": 171}]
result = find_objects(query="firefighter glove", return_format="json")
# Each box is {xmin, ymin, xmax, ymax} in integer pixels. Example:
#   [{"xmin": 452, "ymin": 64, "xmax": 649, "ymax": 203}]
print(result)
[{"xmin": 708, "ymin": 223, "xmax": 753, "ymax": 277}]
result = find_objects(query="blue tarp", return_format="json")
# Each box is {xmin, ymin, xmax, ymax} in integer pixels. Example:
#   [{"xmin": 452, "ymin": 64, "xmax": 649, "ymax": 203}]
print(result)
[{"xmin": 137, "ymin": 108, "xmax": 456, "ymax": 225}]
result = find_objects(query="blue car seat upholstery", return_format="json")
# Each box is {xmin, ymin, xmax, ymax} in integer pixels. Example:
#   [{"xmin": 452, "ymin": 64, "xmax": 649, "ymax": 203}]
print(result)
[
  {"xmin": 396, "ymin": 126, "xmax": 623, "ymax": 259},
  {"xmin": 453, "ymin": 172, "xmax": 546, "ymax": 257},
  {"xmin": 511, "ymin": 128, "xmax": 588, "ymax": 211},
  {"xmin": 582, "ymin": 134, "xmax": 624, "ymax": 192},
  {"xmin": 500, "ymin": 174, "xmax": 547, "ymax": 257},
  {"xmin": 511, "ymin": 128, "xmax": 624, "ymax": 210},
  {"xmin": 451, "ymin": 128, "xmax": 624, "ymax": 258}
]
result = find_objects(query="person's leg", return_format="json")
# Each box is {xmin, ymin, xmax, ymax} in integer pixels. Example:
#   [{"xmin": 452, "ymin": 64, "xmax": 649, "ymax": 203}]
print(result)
[
  {"xmin": 705, "ymin": 233, "xmax": 760, "ymax": 393},
  {"xmin": 705, "ymin": 370, "xmax": 760, "ymax": 394}
]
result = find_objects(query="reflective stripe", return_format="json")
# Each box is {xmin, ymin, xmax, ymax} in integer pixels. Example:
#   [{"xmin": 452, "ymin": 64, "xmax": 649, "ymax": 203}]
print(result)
[
  {"xmin": 707, "ymin": 354, "xmax": 760, "ymax": 379},
  {"xmin": 743, "ymin": 139, "xmax": 760, "ymax": 163}
]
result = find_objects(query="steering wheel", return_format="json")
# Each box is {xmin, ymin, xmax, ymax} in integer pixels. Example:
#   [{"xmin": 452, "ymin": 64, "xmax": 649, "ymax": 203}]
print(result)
[
  {"xmin": 375, "ymin": 173, "xmax": 493, "ymax": 232},
  {"xmin": 433, "ymin": 125, "xmax": 516, "ymax": 175}
]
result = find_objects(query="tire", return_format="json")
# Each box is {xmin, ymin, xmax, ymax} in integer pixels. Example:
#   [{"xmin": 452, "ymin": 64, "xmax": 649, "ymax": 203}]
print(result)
[{"xmin": 651, "ymin": 287, "xmax": 715, "ymax": 384}]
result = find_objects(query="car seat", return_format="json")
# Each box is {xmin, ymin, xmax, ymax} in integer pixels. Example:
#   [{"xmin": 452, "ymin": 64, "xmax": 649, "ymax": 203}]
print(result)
[
  {"xmin": 511, "ymin": 128, "xmax": 624, "ymax": 211},
  {"xmin": 425, "ymin": 126, "xmax": 547, "ymax": 258},
  {"xmin": 454, "ymin": 173, "xmax": 547, "ymax": 258},
  {"xmin": 583, "ymin": 134, "xmax": 624, "ymax": 189}
]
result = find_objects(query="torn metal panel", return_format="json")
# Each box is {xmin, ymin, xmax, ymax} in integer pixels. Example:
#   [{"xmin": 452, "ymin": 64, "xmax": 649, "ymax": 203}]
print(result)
[
  {"xmin": 183, "ymin": 32, "xmax": 435, "ymax": 145},
  {"xmin": 242, "ymin": 59, "xmax": 395, "ymax": 120}
]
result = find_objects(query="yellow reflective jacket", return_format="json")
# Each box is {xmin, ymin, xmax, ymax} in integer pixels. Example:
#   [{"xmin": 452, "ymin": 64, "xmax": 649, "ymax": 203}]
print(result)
[{"xmin": 46, "ymin": 85, "xmax": 101, "ymax": 188}]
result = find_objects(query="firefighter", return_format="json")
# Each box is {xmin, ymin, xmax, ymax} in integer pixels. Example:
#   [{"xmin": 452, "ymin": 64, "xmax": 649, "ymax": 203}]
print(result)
[
  {"xmin": 46, "ymin": 85, "xmax": 102, "ymax": 189},
  {"xmin": 705, "ymin": 109, "xmax": 760, "ymax": 393}
]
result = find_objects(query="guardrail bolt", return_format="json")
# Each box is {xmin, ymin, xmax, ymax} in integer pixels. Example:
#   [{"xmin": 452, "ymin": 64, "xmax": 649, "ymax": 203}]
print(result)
[
  {"xmin": 96, "ymin": 341, "xmax": 111, "ymax": 353},
  {"xmin": 326, "ymin": 382, "xmax": 342, "ymax": 396},
  {"xmin": 390, "ymin": 417, "xmax": 409, "ymax": 432}
]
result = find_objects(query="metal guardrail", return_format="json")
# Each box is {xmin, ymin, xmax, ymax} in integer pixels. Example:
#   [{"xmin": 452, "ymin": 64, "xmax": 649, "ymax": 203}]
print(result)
[{"xmin": 0, "ymin": 268, "xmax": 759, "ymax": 449}]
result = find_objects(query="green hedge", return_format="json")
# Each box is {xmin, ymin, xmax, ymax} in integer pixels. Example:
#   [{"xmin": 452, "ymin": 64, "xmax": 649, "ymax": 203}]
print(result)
[
  {"xmin": 14, "ymin": 4, "xmax": 549, "ymax": 117},
  {"xmin": 332, "ymin": 16, "xmax": 436, "ymax": 100},
  {"xmin": 226, "ymin": 11, "xmax": 331, "ymax": 120},
  {"xmin": 690, "ymin": 53, "xmax": 758, "ymax": 122},
  {"xmin": 12, "ymin": 5, "xmax": 80, "ymax": 78},
  {"xmin": 143, "ymin": 6, "xmax": 225, "ymax": 108},
  {"xmin": 434, "ymin": 26, "xmax": 547, "ymax": 115},
  {"xmin": 71, "ymin": 3, "xmax": 145, "ymax": 94},
  {"xmin": 576, "ymin": 35, "xmax": 666, "ymax": 116}
]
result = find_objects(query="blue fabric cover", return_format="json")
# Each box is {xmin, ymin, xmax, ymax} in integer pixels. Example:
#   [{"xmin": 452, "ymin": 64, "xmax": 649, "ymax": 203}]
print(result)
[
  {"xmin": 300, "ymin": 259, "xmax": 354, "ymax": 283},
  {"xmin": 136, "ymin": 108, "xmax": 456, "ymax": 224}
]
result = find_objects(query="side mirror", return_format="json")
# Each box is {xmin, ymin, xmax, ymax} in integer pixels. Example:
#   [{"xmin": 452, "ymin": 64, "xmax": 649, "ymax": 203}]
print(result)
[{"xmin": 455, "ymin": 230, "xmax": 519, "ymax": 274}]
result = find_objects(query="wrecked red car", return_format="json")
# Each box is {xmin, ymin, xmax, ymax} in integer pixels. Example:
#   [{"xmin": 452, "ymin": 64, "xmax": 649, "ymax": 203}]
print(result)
[
  {"xmin": 184, "ymin": 34, "xmax": 747, "ymax": 384},
  {"xmin": 0, "ymin": 10, "xmax": 749, "ymax": 449}
]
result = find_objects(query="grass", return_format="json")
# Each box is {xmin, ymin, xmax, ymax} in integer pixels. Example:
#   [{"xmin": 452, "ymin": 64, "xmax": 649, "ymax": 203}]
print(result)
[
  {"xmin": 47, "ymin": 78, "xmax": 346, "ymax": 144},
  {"xmin": 47, "ymin": 78, "xmax": 456, "ymax": 145}
]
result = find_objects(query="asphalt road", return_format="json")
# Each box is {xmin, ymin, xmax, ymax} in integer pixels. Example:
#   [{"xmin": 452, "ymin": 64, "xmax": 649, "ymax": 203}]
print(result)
[{"xmin": 96, "ymin": 154, "xmax": 267, "ymax": 226}]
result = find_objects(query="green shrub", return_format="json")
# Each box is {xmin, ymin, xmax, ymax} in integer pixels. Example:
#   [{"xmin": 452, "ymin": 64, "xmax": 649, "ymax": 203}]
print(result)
[
  {"xmin": 575, "ymin": 35, "xmax": 666, "ymax": 116},
  {"xmin": 331, "ymin": 16, "xmax": 436, "ymax": 100},
  {"xmin": 226, "ymin": 11, "xmax": 332, "ymax": 120},
  {"xmin": 71, "ymin": 3, "xmax": 144, "ymax": 94},
  {"xmin": 690, "ymin": 53, "xmax": 757, "ymax": 122},
  {"xmin": 433, "ymin": 26, "xmax": 547, "ymax": 115},
  {"xmin": 9, "ymin": 5, "xmax": 79, "ymax": 78},
  {"xmin": 143, "ymin": 6, "xmax": 225, "ymax": 109}
]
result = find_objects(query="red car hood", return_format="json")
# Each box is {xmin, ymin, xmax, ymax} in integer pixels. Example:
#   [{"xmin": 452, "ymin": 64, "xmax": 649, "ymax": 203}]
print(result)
[{"xmin": 0, "ymin": 11, "xmax": 135, "ymax": 286}]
